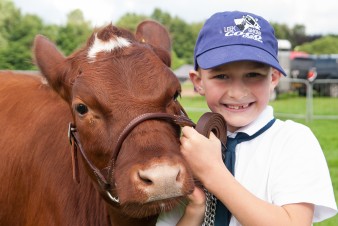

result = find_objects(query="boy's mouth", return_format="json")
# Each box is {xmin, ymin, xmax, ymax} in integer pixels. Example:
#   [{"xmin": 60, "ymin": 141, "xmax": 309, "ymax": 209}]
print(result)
[{"xmin": 225, "ymin": 103, "xmax": 251, "ymax": 110}]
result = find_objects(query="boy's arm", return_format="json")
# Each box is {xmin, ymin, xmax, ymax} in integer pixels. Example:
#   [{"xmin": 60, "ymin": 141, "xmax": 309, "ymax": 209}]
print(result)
[
  {"xmin": 180, "ymin": 126, "xmax": 314, "ymax": 226},
  {"xmin": 176, "ymin": 187, "xmax": 206, "ymax": 226},
  {"xmin": 205, "ymin": 164, "xmax": 314, "ymax": 226}
]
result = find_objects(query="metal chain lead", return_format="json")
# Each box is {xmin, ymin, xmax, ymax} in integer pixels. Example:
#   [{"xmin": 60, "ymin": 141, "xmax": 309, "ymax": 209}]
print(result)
[
  {"xmin": 202, "ymin": 145, "xmax": 225, "ymax": 226},
  {"xmin": 202, "ymin": 188, "xmax": 217, "ymax": 226}
]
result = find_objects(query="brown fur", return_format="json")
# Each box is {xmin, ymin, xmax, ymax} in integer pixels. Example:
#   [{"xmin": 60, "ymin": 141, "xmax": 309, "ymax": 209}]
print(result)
[{"xmin": 0, "ymin": 21, "xmax": 194, "ymax": 226}]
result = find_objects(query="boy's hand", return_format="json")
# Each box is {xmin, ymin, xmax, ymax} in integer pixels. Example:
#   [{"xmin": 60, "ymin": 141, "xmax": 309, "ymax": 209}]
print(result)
[
  {"xmin": 177, "ymin": 186, "xmax": 206, "ymax": 226},
  {"xmin": 180, "ymin": 126, "xmax": 224, "ymax": 182},
  {"xmin": 187, "ymin": 186, "xmax": 206, "ymax": 208}
]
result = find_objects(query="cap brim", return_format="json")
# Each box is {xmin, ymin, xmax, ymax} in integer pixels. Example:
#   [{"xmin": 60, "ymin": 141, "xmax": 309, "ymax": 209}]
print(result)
[{"xmin": 196, "ymin": 45, "xmax": 287, "ymax": 76}]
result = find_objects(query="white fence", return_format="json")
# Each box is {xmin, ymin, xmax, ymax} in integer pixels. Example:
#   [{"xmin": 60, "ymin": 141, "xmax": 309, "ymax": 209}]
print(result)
[
  {"xmin": 276, "ymin": 78, "xmax": 338, "ymax": 122},
  {"xmin": 183, "ymin": 78, "xmax": 338, "ymax": 122}
]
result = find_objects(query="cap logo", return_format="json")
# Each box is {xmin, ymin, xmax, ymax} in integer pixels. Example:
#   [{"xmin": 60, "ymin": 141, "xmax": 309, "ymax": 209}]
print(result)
[
  {"xmin": 234, "ymin": 15, "xmax": 260, "ymax": 31},
  {"xmin": 223, "ymin": 14, "xmax": 263, "ymax": 43}
]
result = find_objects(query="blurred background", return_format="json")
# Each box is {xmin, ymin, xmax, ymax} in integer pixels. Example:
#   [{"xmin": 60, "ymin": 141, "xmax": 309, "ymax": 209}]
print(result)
[{"xmin": 1, "ymin": 0, "xmax": 337, "ymax": 224}]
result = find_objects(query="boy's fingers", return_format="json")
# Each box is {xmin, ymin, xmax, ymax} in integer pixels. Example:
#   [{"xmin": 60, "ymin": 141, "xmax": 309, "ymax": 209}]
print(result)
[
  {"xmin": 181, "ymin": 126, "xmax": 196, "ymax": 138},
  {"xmin": 187, "ymin": 186, "xmax": 206, "ymax": 206},
  {"xmin": 209, "ymin": 131, "xmax": 220, "ymax": 141}
]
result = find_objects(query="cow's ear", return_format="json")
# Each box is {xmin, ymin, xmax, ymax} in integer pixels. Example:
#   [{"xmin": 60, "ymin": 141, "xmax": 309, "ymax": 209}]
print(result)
[
  {"xmin": 135, "ymin": 20, "xmax": 172, "ymax": 67},
  {"xmin": 34, "ymin": 35, "xmax": 71, "ymax": 101}
]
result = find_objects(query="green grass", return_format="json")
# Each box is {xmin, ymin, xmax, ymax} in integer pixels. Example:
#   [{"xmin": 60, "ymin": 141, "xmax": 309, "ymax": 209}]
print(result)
[
  {"xmin": 270, "ymin": 95, "xmax": 338, "ymax": 225},
  {"xmin": 179, "ymin": 86, "xmax": 338, "ymax": 225},
  {"xmin": 272, "ymin": 93, "xmax": 338, "ymax": 116}
]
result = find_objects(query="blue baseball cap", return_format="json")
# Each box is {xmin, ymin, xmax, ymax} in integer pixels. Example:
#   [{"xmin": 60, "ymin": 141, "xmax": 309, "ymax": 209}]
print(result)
[{"xmin": 194, "ymin": 11, "xmax": 287, "ymax": 76}]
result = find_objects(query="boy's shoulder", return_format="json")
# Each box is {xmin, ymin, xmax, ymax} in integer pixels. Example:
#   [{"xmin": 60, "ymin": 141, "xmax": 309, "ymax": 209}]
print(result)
[
  {"xmin": 272, "ymin": 119, "xmax": 318, "ymax": 145},
  {"xmin": 274, "ymin": 119, "xmax": 311, "ymax": 133}
]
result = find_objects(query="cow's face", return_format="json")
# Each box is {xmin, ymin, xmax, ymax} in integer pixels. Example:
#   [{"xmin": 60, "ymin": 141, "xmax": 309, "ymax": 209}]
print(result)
[{"xmin": 34, "ymin": 21, "xmax": 194, "ymax": 218}]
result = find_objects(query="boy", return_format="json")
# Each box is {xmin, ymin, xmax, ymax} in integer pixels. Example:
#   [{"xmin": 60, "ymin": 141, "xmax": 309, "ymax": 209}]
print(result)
[{"xmin": 157, "ymin": 11, "xmax": 337, "ymax": 226}]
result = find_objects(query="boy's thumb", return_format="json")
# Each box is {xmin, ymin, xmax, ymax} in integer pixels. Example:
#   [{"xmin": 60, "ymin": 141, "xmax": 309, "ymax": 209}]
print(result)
[{"xmin": 209, "ymin": 131, "xmax": 218, "ymax": 140}]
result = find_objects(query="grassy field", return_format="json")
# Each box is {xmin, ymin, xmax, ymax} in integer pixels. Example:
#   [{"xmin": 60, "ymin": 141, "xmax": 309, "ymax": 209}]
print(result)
[{"xmin": 180, "ymin": 83, "xmax": 338, "ymax": 225}]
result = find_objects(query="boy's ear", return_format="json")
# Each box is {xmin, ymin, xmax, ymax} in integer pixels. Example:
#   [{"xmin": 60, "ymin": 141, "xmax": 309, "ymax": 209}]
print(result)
[
  {"xmin": 189, "ymin": 69, "xmax": 205, "ymax": 95},
  {"xmin": 270, "ymin": 68, "xmax": 281, "ymax": 93}
]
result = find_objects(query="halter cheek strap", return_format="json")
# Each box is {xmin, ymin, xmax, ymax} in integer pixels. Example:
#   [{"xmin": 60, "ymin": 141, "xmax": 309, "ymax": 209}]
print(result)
[{"xmin": 68, "ymin": 111, "xmax": 227, "ymax": 205}]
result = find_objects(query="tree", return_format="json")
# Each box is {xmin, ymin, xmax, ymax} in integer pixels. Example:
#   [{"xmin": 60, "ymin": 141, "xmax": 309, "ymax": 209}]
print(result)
[
  {"xmin": 115, "ymin": 12, "xmax": 148, "ymax": 32},
  {"xmin": 0, "ymin": 0, "xmax": 21, "ymax": 68},
  {"xmin": 168, "ymin": 17, "xmax": 196, "ymax": 65},
  {"xmin": 0, "ymin": 4, "xmax": 93, "ymax": 69},
  {"xmin": 56, "ymin": 9, "xmax": 92, "ymax": 56},
  {"xmin": 6, "ymin": 1, "xmax": 338, "ymax": 70},
  {"xmin": 296, "ymin": 36, "xmax": 338, "ymax": 54},
  {"xmin": 151, "ymin": 8, "xmax": 172, "ymax": 27},
  {"xmin": 0, "ymin": 0, "xmax": 45, "ymax": 69},
  {"xmin": 271, "ymin": 22, "xmax": 291, "ymax": 40},
  {"xmin": 115, "ymin": 9, "xmax": 196, "ymax": 69}
]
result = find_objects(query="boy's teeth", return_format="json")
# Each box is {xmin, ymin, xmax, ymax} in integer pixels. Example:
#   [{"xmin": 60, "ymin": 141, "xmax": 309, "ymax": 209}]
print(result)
[{"xmin": 227, "ymin": 104, "xmax": 249, "ymax": 109}]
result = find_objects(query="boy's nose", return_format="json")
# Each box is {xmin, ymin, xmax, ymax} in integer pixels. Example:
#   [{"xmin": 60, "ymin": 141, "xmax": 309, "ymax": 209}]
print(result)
[{"xmin": 227, "ymin": 80, "xmax": 249, "ymax": 99}]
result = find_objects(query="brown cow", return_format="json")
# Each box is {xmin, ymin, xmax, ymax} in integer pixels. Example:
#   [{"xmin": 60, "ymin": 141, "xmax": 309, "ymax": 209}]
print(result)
[{"xmin": 0, "ymin": 21, "xmax": 195, "ymax": 226}]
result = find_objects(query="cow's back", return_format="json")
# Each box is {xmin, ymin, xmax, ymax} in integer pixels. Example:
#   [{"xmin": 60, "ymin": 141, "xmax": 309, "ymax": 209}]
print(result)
[{"xmin": 0, "ymin": 71, "xmax": 107, "ymax": 226}]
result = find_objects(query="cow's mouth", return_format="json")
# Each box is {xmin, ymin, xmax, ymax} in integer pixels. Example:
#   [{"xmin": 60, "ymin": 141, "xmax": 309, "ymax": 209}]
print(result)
[{"xmin": 120, "ymin": 196, "xmax": 186, "ymax": 218}]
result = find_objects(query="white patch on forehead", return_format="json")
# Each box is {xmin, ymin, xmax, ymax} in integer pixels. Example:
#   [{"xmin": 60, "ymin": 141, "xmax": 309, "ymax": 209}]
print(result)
[
  {"xmin": 87, "ymin": 34, "xmax": 131, "ymax": 60},
  {"xmin": 40, "ymin": 77, "xmax": 48, "ymax": 85}
]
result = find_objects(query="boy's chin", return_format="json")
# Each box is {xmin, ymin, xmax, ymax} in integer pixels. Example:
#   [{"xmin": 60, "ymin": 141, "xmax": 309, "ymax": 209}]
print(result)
[{"xmin": 224, "ymin": 115, "xmax": 256, "ymax": 132}]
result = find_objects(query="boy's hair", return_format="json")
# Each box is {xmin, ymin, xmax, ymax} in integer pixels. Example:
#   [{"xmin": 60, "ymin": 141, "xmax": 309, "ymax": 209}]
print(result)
[{"xmin": 194, "ymin": 11, "xmax": 287, "ymax": 76}]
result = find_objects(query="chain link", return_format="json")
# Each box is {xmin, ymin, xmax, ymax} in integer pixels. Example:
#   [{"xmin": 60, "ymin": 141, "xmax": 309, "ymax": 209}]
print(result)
[{"xmin": 202, "ymin": 188, "xmax": 217, "ymax": 226}]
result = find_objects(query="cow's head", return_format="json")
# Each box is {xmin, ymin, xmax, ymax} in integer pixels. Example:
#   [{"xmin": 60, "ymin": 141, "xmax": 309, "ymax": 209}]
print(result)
[{"xmin": 33, "ymin": 21, "xmax": 195, "ymax": 218}]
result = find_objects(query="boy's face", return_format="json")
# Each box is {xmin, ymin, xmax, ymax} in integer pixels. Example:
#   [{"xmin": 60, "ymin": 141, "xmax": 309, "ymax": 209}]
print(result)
[{"xmin": 190, "ymin": 61, "xmax": 281, "ymax": 132}]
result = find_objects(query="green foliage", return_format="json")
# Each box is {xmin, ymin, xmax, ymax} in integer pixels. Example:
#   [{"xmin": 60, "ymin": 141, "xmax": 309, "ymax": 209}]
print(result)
[
  {"xmin": 1, "ymin": 41, "xmax": 35, "ymax": 69},
  {"xmin": 271, "ymin": 22, "xmax": 291, "ymax": 40},
  {"xmin": 0, "ymin": 8, "xmax": 44, "ymax": 69},
  {"xmin": 0, "ymin": 0, "xmax": 17, "ymax": 48},
  {"xmin": 171, "ymin": 50, "xmax": 186, "ymax": 70},
  {"xmin": 2, "ymin": 0, "xmax": 338, "ymax": 70},
  {"xmin": 271, "ymin": 22, "xmax": 307, "ymax": 48},
  {"xmin": 151, "ymin": 8, "xmax": 172, "ymax": 26},
  {"xmin": 115, "ymin": 12, "xmax": 148, "ymax": 32},
  {"xmin": 116, "ymin": 8, "xmax": 197, "ymax": 66},
  {"xmin": 67, "ymin": 9, "xmax": 90, "ymax": 26},
  {"xmin": 296, "ymin": 36, "xmax": 338, "ymax": 54},
  {"xmin": 169, "ymin": 17, "xmax": 195, "ymax": 64},
  {"xmin": 0, "ymin": 4, "xmax": 92, "ymax": 69},
  {"xmin": 55, "ymin": 9, "xmax": 92, "ymax": 56}
]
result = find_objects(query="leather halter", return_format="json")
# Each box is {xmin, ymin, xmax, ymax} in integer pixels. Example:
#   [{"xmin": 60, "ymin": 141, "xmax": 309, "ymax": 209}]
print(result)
[
  {"xmin": 68, "ymin": 111, "xmax": 196, "ymax": 204},
  {"xmin": 68, "ymin": 111, "xmax": 227, "ymax": 205}
]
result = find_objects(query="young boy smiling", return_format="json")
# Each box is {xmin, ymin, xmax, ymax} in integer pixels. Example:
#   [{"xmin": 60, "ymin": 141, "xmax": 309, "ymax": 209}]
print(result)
[{"xmin": 157, "ymin": 11, "xmax": 337, "ymax": 226}]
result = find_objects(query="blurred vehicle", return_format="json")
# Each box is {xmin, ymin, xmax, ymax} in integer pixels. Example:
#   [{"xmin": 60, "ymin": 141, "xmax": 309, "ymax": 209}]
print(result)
[{"xmin": 290, "ymin": 55, "xmax": 338, "ymax": 97}]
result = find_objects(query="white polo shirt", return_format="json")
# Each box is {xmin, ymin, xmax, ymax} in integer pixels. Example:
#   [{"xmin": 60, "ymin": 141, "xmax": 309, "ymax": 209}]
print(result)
[{"xmin": 157, "ymin": 106, "xmax": 337, "ymax": 226}]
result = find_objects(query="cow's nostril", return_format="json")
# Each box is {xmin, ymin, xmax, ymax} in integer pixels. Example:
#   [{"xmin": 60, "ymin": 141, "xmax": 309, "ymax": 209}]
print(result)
[
  {"xmin": 137, "ymin": 165, "xmax": 181, "ymax": 187},
  {"xmin": 176, "ymin": 169, "xmax": 181, "ymax": 182},
  {"xmin": 138, "ymin": 171, "xmax": 154, "ymax": 185},
  {"xmin": 135, "ymin": 165, "xmax": 185, "ymax": 201}
]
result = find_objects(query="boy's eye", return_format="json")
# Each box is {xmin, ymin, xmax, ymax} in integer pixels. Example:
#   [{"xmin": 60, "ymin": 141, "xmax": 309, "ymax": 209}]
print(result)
[
  {"xmin": 215, "ymin": 74, "xmax": 228, "ymax": 79},
  {"xmin": 246, "ymin": 72, "xmax": 261, "ymax": 77},
  {"xmin": 245, "ymin": 72, "xmax": 267, "ymax": 79}
]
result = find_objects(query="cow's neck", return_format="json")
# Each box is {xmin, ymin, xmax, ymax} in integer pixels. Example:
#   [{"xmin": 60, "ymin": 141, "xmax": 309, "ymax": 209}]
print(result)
[{"xmin": 107, "ymin": 205, "xmax": 158, "ymax": 226}]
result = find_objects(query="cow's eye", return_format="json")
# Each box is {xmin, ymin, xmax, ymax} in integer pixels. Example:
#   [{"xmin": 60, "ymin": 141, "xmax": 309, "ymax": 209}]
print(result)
[
  {"xmin": 173, "ymin": 91, "xmax": 181, "ymax": 101},
  {"xmin": 75, "ymin": 104, "xmax": 88, "ymax": 115}
]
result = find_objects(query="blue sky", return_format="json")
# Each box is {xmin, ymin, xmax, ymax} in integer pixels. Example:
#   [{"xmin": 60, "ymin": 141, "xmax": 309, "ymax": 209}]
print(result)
[{"xmin": 12, "ymin": 0, "xmax": 338, "ymax": 35}]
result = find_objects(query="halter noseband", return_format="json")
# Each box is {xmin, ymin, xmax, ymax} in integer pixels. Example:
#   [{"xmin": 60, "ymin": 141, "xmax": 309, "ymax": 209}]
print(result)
[
  {"xmin": 68, "ymin": 111, "xmax": 196, "ymax": 204},
  {"xmin": 68, "ymin": 111, "xmax": 227, "ymax": 206}
]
